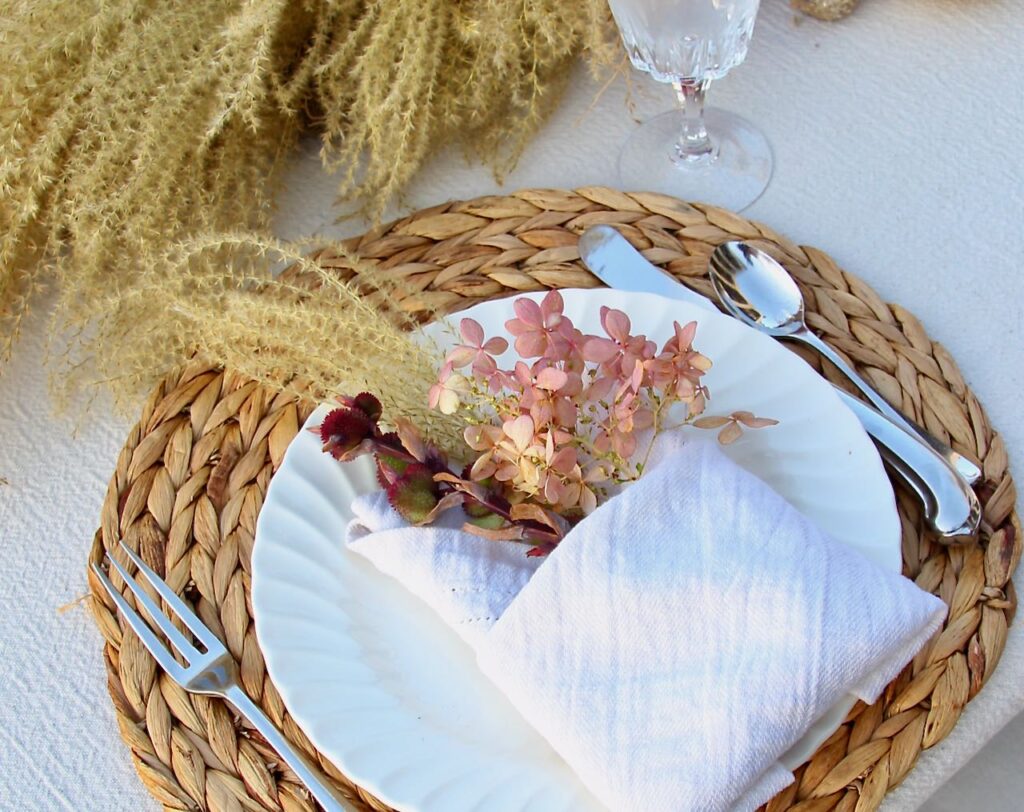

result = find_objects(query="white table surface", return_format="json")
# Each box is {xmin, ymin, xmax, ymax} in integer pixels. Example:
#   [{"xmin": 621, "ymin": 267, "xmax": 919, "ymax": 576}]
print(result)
[{"xmin": 1, "ymin": 0, "xmax": 1021, "ymax": 809}]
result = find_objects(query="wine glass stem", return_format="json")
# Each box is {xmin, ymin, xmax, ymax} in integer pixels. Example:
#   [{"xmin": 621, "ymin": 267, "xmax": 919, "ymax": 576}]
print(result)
[{"xmin": 672, "ymin": 78, "xmax": 716, "ymax": 167}]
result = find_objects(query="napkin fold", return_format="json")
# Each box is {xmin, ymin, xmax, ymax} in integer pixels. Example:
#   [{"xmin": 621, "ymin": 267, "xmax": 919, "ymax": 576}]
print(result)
[
  {"xmin": 346, "ymin": 438, "xmax": 946, "ymax": 812},
  {"xmin": 348, "ymin": 493, "xmax": 542, "ymax": 649}
]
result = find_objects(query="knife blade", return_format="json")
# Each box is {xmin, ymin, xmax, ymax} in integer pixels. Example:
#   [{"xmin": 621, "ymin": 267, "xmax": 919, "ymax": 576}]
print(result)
[
  {"xmin": 578, "ymin": 226, "xmax": 717, "ymax": 313},
  {"xmin": 578, "ymin": 225, "xmax": 980, "ymax": 542}
]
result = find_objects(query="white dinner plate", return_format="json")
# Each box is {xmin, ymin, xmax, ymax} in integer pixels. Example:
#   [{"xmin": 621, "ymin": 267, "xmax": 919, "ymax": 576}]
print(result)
[{"xmin": 252, "ymin": 289, "xmax": 901, "ymax": 811}]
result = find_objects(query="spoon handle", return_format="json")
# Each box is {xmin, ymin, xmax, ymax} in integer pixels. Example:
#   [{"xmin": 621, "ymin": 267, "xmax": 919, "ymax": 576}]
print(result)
[
  {"xmin": 794, "ymin": 328, "xmax": 981, "ymax": 485},
  {"xmin": 836, "ymin": 392, "xmax": 981, "ymax": 542}
]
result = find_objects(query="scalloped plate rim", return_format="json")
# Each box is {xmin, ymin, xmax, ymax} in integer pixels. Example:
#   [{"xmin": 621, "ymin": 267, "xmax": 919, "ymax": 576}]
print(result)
[{"xmin": 252, "ymin": 288, "xmax": 901, "ymax": 811}]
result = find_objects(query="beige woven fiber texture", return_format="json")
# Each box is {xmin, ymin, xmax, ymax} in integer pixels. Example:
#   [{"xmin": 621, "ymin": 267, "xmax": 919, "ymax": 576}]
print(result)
[{"xmin": 88, "ymin": 188, "xmax": 1020, "ymax": 812}]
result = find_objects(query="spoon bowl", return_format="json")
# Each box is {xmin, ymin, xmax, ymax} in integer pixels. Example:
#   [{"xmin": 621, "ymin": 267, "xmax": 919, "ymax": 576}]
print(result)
[{"xmin": 709, "ymin": 242, "xmax": 805, "ymax": 335}]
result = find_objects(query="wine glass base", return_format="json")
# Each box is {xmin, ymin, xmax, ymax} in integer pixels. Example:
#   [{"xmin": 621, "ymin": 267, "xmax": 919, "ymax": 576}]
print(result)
[{"xmin": 617, "ymin": 107, "xmax": 773, "ymax": 212}]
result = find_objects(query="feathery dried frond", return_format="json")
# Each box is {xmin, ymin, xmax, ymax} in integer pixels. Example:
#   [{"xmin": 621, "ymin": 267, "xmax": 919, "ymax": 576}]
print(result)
[{"xmin": 0, "ymin": 0, "xmax": 616, "ymax": 415}]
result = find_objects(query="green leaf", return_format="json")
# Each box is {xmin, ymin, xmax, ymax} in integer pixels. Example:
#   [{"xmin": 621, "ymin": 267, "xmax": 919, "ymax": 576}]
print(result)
[
  {"xmin": 465, "ymin": 511, "xmax": 506, "ymax": 530},
  {"xmin": 386, "ymin": 464, "xmax": 439, "ymax": 524},
  {"xmin": 375, "ymin": 451, "xmax": 411, "ymax": 487}
]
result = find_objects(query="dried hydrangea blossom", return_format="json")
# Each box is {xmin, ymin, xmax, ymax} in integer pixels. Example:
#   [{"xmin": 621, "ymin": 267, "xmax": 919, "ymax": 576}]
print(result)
[
  {"xmin": 430, "ymin": 290, "xmax": 774, "ymax": 519},
  {"xmin": 318, "ymin": 292, "xmax": 776, "ymax": 554}
]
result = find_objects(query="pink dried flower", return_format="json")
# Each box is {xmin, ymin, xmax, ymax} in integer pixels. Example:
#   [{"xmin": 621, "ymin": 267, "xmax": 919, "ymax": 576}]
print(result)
[
  {"xmin": 535, "ymin": 366, "xmax": 568, "ymax": 391},
  {"xmin": 693, "ymin": 411, "xmax": 779, "ymax": 445},
  {"xmin": 464, "ymin": 424, "xmax": 503, "ymax": 480},
  {"xmin": 504, "ymin": 290, "xmax": 572, "ymax": 358},
  {"xmin": 428, "ymin": 363, "xmax": 470, "ymax": 415},
  {"xmin": 422, "ymin": 294, "xmax": 775, "ymax": 535},
  {"xmin": 523, "ymin": 365, "xmax": 576, "ymax": 427},
  {"xmin": 648, "ymin": 320, "xmax": 712, "ymax": 407},
  {"xmin": 446, "ymin": 318, "xmax": 508, "ymax": 375},
  {"xmin": 494, "ymin": 414, "xmax": 546, "ymax": 492},
  {"xmin": 559, "ymin": 325, "xmax": 589, "ymax": 374},
  {"xmin": 595, "ymin": 420, "xmax": 639, "ymax": 460},
  {"xmin": 535, "ymin": 433, "xmax": 602, "ymax": 515},
  {"xmin": 583, "ymin": 307, "xmax": 657, "ymax": 379},
  {"xmin": 323, "ymin": 291, "xmax": 782, "ymax": 555}
]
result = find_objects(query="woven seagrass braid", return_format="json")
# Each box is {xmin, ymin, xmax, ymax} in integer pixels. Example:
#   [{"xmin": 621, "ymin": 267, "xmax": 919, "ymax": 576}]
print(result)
[{"xmin": 88, "ymin": 187, "xmax": 1019, "ymax": 812}]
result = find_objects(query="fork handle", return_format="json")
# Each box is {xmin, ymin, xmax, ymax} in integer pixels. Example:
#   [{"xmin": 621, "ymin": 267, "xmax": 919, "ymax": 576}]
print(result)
[{"xmin": 224, "ymin": 684, "xmax": 358, "ymax": 812}]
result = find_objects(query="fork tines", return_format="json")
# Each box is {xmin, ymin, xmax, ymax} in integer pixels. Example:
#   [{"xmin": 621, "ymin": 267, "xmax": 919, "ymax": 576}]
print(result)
[{"xmin": 91, "ymin": 541, "xmax": 225, "ymax": 681}]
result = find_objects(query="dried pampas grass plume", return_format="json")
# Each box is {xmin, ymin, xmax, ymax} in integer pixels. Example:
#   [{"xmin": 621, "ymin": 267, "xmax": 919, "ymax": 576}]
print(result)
[
  {"xmin": 92, "ymin": 234, "xmax": 467, "ymax": 455},
  {"xmin": 0, "ymin": 0, "xmax": 617, "ymax": 405}
]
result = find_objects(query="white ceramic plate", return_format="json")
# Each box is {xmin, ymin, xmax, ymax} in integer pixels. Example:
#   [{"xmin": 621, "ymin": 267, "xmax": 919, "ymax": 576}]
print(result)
[{"xmin": 252, "ymin": 289, "xmax": 901, "ymax": 812}]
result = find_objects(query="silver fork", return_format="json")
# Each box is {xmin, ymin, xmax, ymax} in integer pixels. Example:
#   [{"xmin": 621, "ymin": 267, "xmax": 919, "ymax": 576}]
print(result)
[{"xmin": 92, "ymin": 540, "xmax": 357, "ymax": 812}]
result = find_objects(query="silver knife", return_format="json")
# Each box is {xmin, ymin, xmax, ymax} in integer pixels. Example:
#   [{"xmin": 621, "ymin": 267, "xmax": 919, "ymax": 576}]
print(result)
[{"xmin": 578, "ymin": 226, "xmax": 980, "ymax": 542}]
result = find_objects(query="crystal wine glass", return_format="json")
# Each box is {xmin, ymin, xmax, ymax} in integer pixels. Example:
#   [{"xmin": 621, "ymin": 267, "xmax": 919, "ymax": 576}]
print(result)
[{"xmin": 608, "ymin": 0, "xmax": 772, "ymax": 211}]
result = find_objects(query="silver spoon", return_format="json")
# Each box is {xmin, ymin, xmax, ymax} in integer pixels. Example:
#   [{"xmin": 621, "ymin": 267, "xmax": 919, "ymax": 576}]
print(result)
[
  {"xmin": 579, "ymin": 226, "xmax": 978, "ymax": 541},
  {"xmin": 709, "ymin": 241, "xmax": 982, "ymax": 487}
]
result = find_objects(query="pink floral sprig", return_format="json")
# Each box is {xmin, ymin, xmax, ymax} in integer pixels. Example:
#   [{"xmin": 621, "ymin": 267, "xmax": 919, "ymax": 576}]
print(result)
[
  {"xmin": 317, "ymin": 292, "xmax": 777, "ymax": 556},
  {"xmin": 429, "ymin": 290, "xmax": 720, "ymax": 517},
  {"xmin": 692, "ymin": 411, "xmax": 780, "ymax": 445},
  {"xmin": 313, "ymin": 393, "xmax": 563, "ymax": 551}
]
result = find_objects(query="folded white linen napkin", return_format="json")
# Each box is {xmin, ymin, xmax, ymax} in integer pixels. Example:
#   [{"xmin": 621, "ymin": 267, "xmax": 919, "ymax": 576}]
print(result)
[
  {"xmin": 348, "ymin": 493, "xmax": 543, "ymax": 649},
  {"xmin": 346, "ymin": 437, "xmax": 946, "ymax": 812}
]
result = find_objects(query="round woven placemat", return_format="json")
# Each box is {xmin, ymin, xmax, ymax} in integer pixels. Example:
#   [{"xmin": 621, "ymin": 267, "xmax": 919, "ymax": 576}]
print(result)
[{"xmin": 88, "ymin": 187, "xmax": 1019, "ymax": 812}]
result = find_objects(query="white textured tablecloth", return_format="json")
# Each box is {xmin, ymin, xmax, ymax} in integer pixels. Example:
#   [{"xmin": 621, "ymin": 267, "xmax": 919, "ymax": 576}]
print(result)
[{"xmin": 2, "ymin": 0, "xmax": 1022, "ymax": 809}]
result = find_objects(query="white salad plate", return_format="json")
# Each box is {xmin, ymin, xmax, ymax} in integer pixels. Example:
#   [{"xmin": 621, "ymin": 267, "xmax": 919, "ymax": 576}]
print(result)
[{"xmin": 252, "ymin": 288, "xmax": 901, "ymax": 812}]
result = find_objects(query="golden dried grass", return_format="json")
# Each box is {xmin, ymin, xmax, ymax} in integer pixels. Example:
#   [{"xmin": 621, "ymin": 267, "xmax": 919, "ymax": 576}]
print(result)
[{"xmin": 0, "ymin": 0, "xmax": 616, "ymax": 410}]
